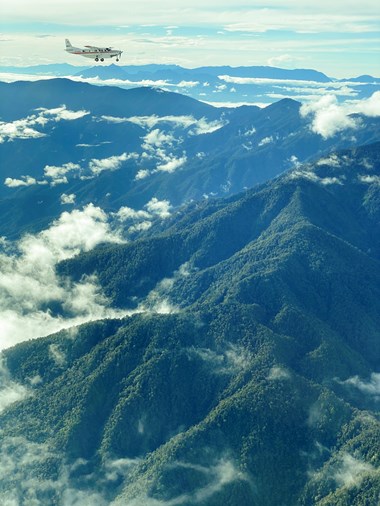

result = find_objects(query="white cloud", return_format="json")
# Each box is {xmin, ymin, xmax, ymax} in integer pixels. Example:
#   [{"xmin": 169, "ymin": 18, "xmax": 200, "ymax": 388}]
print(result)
[
  {"xmin": 142, "ymin": 129, "xmax": 176, "ymax": 150},
  {"xmin": 359, "ymin": 174, "xmax": 380, "ymax": 184},
  {"xmin": 289, "ymin": 169, "xmax": 343, "ymax": 185},
  {"xmin": 4, "ymin": 175, "xmax": 40, "ymax": 188},
  {"xmin": 49, "ymin": 343, "xmax": 66, "ymax": 367},
  {"xmin": 0, "ymin": 106, "xmax": 89, "ymax": 143},
  {"xmin": 116, "ymin": 458, "xmax": 248, "ymax": 506},
  {"xmin": 0, "ymin": 435, "xmax": 140, "ymax": 506},
  {"xmin": 156, "ymin": 155, "xmax": 187, "ymax": 173},
  {"xmin": 145, "ymin": 197, "xmax": 172, "ymax": 218},
  {"xmin": 300, "ymin": 95, "xmax": 360, "ymax": 139},
  {"xmin": 315, "ymin": 154, "xmax": 343, "ymax": 167},
  {"xmin": 89, "ymin": 152, "xmax": 135, "ymax": 175},
  {"xmin": 267, "ymin": 366, "xmax": 291, "ymax": 380},
  {"xmin": 188, "ymin": 343, "xmax": 252, "ymax": 375},
  {"xmin": 134, "ymin": 169, "xmax": 151, "ymax": 180},
  {"xmin": 103, "ymin": 114, "xmax": 227, "ymax": 136},
  {"xmin": 0, "ymin": 358, "xmax": 29, "ymax": 414},
  {"xmin": 0, "ymin": 119, "xmax": 46, "ymax": 143},
  {"xmin": 258, "ymin": 136, "xmax": 273, "ymax": 147},
  {"xmin": 300, "ymin": 92, "xmax": 380, "ymax": 139},
  {"xmin": 36, "ymin": 106, "xmax": 89, "ymax": 121},
  {"xmin": 60, "ymin": 193, "xmax": 76, "ymax": 205},
  {"xmin": 351, "ymin": 90, "xmax": 380, "ymax": 116},
  {"xmin": 138, "ymin": 262, "xmax": 189, "ymax": 314},
  {"xmin": 0, "ymin": 204, "xmax": 128, "ymax": 349},
  {"xmin": 44, "ymin": 162, "xmax": 81, "ymax": 185},
  {"xmin": 114, "ymin": 206, "xmax": 151, "ymax": 222},
  {"xmin": 334, "ymin": 453, "xmax": 374, "ymax": 488},
  {"xmin": 340, "ymin": 372, "xmax": 380, "ymax": 399}
]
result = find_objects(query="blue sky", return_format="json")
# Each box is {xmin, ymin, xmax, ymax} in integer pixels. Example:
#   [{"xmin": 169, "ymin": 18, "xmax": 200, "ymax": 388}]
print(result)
[{"xmin": 0, "ymin": 0, "xmax": 379, "ymax": 77}]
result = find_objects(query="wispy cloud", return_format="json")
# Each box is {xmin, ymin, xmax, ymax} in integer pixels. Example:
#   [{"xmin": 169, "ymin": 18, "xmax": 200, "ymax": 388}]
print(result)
[
  {"xmin": 0, "ymin": 358, "xmax": 29, "ymax": 414},
  {"xmin": 0, "ymin": 106, "xmax": 89, "ymax": 143},
  {"xmin": 89, "ymin": 152, "xmax": 137, "ymax": 175},
  {"xmin": 0, "ymin": 204, "xmax": 127, "ymax": 349},
  {"xmin": 333, "ymin": 453, "xmax": 374, "ymax": 488},
  {"xmin": 300, "ymin": 95, "xmax": 360, "ymax": 138},
  {"xmin": 300, "ymin": 91, "xmax": 380, "ymax": 138},
  {"xmin": 339, "ymin": 372, "xmax": 380, "ymax": 400}
]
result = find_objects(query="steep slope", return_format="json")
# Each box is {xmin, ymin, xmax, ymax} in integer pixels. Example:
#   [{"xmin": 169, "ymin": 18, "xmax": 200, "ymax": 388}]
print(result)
[
  {"xmin": 1, "ymin": 79, "xmax": 380, "ymax": 240},
  {"xmin": 1, "ymin": 143, "xmax": 380, "ymax": 505}
]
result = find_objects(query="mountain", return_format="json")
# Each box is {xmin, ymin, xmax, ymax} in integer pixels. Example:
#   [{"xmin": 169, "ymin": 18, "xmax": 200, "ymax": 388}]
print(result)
[
  {"xmin": 1, "ymin": 79, "xmax": 380, "ymax": 240},
  {"xmin": 1, "ymin": 142, "xmax": 380, "ymax": 505},
  {"xmin": 1, "ymin": 63, "xmax": 379, "ymax": 107}
]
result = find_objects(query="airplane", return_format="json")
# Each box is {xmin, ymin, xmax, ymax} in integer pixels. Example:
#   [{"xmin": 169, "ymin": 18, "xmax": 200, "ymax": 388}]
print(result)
[{"xmin": 65, "ymin": 39, "xmax": 122, "ymax": 62}]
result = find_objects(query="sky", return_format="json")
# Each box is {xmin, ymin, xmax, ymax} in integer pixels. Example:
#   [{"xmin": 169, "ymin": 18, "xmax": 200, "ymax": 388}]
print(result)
[{"xmin": 0, "ymin": 0, "xmax": 379, "ymax": 77}]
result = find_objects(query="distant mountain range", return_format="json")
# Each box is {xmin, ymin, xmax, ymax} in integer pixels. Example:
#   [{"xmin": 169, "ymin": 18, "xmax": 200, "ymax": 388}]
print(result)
[
  {"xmin": 1, "ymin": 78, "xmax": 380, "ymax": 239},
  {"xmin": 1, "ymin": 63, "xmax": 379, "ymax": 106},
  {"xmin": 1, "ymin": 141, "xmax": 380, "ymax": 505}
]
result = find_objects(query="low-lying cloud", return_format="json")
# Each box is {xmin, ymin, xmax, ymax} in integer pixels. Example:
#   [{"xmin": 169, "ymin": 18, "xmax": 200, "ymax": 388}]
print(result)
[
  {"xmin": 0, "ymin": 358, "xmax": 29, "ymax": 414},
  {"xmin": 300, "ymin": 91, "xmax": 380, "ymax": 139},
  {"xmin": 0, "ymin": 106, "xmax": 89, "ymax": 143},
  {"xmin": 340, "ymin": 372, "xmax": 380, "ymax": 400},
  {"xmin": 0, "ymin": 204, "xmax": 126, "ymax": 349}
]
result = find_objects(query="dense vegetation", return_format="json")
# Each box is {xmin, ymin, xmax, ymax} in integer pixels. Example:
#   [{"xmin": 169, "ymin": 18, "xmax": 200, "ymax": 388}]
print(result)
[{"xmin": 1, "ymin": 143, "xmax": 380, "ymax": 504}]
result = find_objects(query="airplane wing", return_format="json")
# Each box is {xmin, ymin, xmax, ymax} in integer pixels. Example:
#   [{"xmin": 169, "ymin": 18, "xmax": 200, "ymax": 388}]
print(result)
[{"xmin": 84, "ymin": 45, "xmax": 113, "ymax": 50}]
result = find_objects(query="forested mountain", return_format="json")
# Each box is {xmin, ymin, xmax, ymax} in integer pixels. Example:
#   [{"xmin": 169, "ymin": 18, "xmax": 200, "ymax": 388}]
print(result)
[
  {"xmin": 1, "ymin": 79, "xmax": 380, "ymax": 239},
  {"xmin": 1, "ymin": 63, "xmax": 379, "ymax": 106},
  {"xmin": 1, "ymin": 142, "xmax": 379, "ymax": 505}
]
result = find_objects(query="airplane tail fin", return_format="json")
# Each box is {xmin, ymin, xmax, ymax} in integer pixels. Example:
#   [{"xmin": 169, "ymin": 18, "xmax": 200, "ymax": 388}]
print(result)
[{"xmin": 65, "ymin": 39, "xmax": 73, "ymax": 49}]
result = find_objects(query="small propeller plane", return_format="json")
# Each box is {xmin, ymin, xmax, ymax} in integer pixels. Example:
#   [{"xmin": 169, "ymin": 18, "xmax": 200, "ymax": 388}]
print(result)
[{"xmin": 65, "ymin": 39, "xmax": 122, "ymax": 62}]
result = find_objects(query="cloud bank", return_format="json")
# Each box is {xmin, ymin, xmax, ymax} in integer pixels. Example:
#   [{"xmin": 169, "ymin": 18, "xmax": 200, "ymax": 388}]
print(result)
[
  {"xmin": 300, "ymin": 91, "xmax": 380, "ymax": 139},
  {"xmin": 0, "ymin": 204, "xmax": 126, "ymax": 349}
]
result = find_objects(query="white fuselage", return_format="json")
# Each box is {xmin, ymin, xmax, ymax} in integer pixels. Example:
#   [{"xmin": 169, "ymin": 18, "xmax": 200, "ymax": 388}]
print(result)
[{"xmin": 65, "ymin": 40, "xmax": 122, "ymax": 62}]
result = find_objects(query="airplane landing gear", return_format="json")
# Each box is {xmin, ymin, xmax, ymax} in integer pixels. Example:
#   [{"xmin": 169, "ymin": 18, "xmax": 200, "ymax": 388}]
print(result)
[
  {"xmin": 100, "ymin": 58, "xmax": 104, "ymax": 62},
  {"xmin": 95, "ymin": 57, "xmax": 99, "ymax": 62}
]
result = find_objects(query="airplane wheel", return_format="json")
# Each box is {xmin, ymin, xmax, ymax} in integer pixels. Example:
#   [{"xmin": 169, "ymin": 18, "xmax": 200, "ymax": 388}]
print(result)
[
  {"xmin": 95, "ymin": 57, "xmax": 99, "ymax": 62},
  {"xmin": 116, "ymin": 58, "xmax": 119, "ymax": 62},
  {"xmin": 101, "ymin": 58, "xmax": 104, "ymax": 62}
]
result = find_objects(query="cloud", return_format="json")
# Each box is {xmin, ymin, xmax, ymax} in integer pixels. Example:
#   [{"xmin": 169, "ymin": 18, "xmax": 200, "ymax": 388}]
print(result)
[
  {"xmin": 0, "ymin": 435, "xmax": 140, "ymax": 506},
  {"xmin": 188, "ymin": 343, "xmax": 252, "ymax": 375},
  {"xmin": 114, "ymin": 206, "xmax": 151, "ymax": 222},
  {"xmin": 138, "ymin": 262, "xmax": 190, "ymax": 314},
  {"xmin": 351, "ymin": 90, "xmax": 380, "ymax": 117},
  {"xmin": 101, "ymin": 114, "xmax": 227, "ymax": 136},
  {"xmin": 44, "ymin": 162, "xmax": 81, "ymax": 185},
  {"xmin": 258, "ymin": 136, "xmax": 273, "ymax": 147},
  {"xmin": 359, "ymin": 175, "xmax": 380, "ymax": 184},
  {"xmin": 156, "ymin": 155, "xmax": 187, "ymax": 173},
  {"xmin": 60, "ymin": 193, "xmax": 76, "ymax": 205},
  {"xmin": 300, "ymin": 92, "xmax": 380, "ymax": 139},
  {"xmin": 119, "ymin": 458, "xmax": 248, "ymax": 506},
  {"xmin": 4, "ymin": 175, "xmax": 42, "ymax": 188},
  {"xmin": 315, "ymin": 154, "xmax": 343, "ymax": 167},
  {"xmin": 267, "ymin": 366, "xmax": 291, "ymax": 381},
  {"xmin": 0, "ymin": 358, "xmax": 29, "ymax": 414},
  {"xmin": 0, "ymin": 106, "xmax": 89, "ymax": 143},
  {"xmin": 134, "ymin": 169, "xmax": 151, "ymax": 180},
  {"xmin": 333, "ymin": 453, "xmax": 374, "ymax": 488},
  {"xmin": 300, "ymin": 95, "xmax": 360, "ymax": 139},
  {"xmin": 142, "ymin": 129, "xmax": 176, "ymax": 150},
  {"xmin": 89, "ymin": 152, "xmax": 137, "ymax": 176},
  {"xmin": 0, "ymin": 119, "xmax": 46, "ymax": 143},
  {"xmin": 340, "ymin": 372, "xmax": 380, "ymax": 400},
  {"xmin": 289, "ymin": 169, "xmax": 343, "ymax": 185},
  {"xmin": 145, "ymin": 197, "xmax": 172, "ymax": 218},
  {"xmin": 0, "ymin": 204, "xmax": 127, "ymax": 349},
  {"xmin": 49, "ymin": 343, "xmax": 66, "ymax": 367}
]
